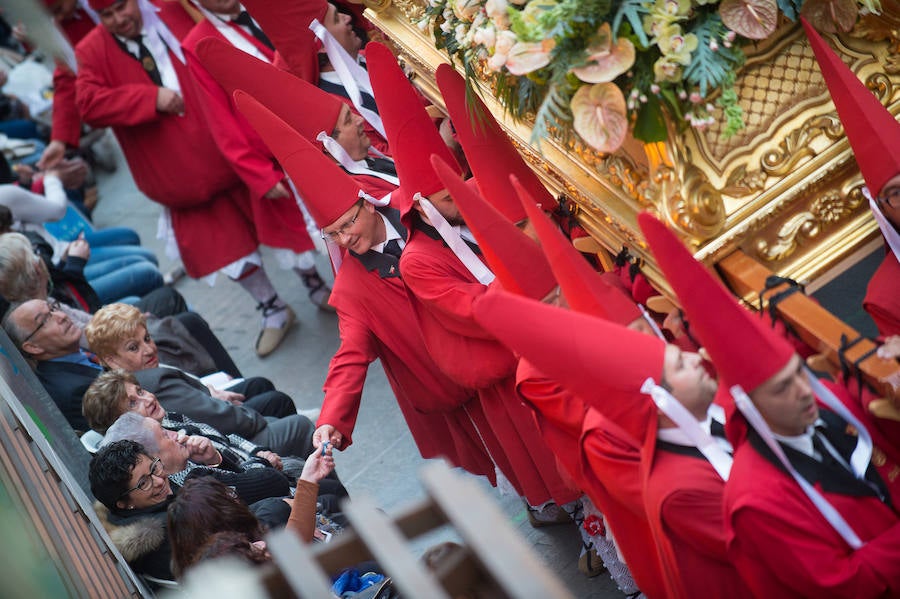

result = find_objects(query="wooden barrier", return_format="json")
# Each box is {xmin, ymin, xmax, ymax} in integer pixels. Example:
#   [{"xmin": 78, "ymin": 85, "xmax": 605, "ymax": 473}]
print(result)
[{"xmin": 0, "ymin": 329, "xmax": 150, "ymax": 597}]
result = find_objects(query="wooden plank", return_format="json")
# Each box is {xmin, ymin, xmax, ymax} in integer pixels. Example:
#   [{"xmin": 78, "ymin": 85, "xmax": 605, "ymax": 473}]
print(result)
[
  {"xmin": 420, "ymin": 463, "xmax": 574, "ymax": 599},
  {"xmin": 342, "ymin": 495, "xmax": 451, "ymax": 599},
  {"xmin": 266, "ymin": 528, "xmax": 336, "ymax": 599},
  {"xmin": 314, "ymin": 499, "xmax": 446, "ymax": 575},
  {"xmin": 718, "ymin": 250, "xmax": 900, "ymax": 404}
]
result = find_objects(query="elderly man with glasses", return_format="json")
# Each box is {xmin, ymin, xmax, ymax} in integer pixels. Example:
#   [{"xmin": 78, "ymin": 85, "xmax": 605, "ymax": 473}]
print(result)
[{"xmin": 2, "ymin": 298, "xmax": 96, "ymax": 430}]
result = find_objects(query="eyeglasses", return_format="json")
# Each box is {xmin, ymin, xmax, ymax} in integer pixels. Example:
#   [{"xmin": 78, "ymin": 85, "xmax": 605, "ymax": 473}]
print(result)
[
  {"xmin": 877, "ymin": 186, "xmax": 900, "ymax": 209},
  {"xmin": 118, "ymin": 457, "xmax": 164, "ymax": 500},
  {"xmin": 321, "ymin": 202, "xmax": 363, "ymax": 241},
  {"xmin": 21, "ymin": 299, "xmax": 60, "ymax": 345}
]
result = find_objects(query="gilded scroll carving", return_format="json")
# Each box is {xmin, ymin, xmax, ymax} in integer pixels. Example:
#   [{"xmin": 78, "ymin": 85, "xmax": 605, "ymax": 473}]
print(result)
[
  {"xmin": 755, "ymin": 184, "xmax": 865, "ymax": 262},
  {"xmin": 761, "ymin": 115, "xmax": 843, "ymax": 177}
]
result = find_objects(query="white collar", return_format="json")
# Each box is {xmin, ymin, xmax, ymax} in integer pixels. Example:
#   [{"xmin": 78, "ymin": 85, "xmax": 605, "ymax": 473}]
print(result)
[
  {"xmin": 370, "ymin": 211, "xmax": 402, "ymax": 254},
  {"xmin": 772, "ymin": 425, "xmax": 816, "ymax": 459},
  {"xmin": 657, "ymin": 408, "xmax": 733, "ymax": 454}
]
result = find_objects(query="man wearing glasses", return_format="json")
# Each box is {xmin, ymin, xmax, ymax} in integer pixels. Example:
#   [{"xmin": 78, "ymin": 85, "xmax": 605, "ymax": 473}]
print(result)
[{"xmin": 2, "ymin": 298, "xmax": 96, "ymax": 431}]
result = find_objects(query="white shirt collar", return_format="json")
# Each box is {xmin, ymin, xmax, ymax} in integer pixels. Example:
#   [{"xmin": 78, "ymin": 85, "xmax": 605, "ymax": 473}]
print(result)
[
  {"xmin": 370, "ymin": 211, "xmax": 402, "ymax": 254},
  {"xmin": 772, "ymin": 425, "xmax": 816, "ymax": 459},
  {"xmin": 657, "ymin": 407, "xmax": 733, "ymax": 454}
]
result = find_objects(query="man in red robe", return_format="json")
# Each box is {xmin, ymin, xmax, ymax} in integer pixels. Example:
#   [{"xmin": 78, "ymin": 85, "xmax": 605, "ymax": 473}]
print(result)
[
  {"xmin": 641, "ymin": 203, "xmax": 900, "ymax": 598},
  {"xmin": 180, "ymin": 0, "xmax": 334, "ymax": 312},
  {"xmin": 240, "ymin": 0, "xmax": 391, "ymax": 155},
  {"xmin": 74, "ymin": 0, "xmax": 298, "ymax": 356},
  {"xmin": 39, "ymin": 0, "xmax": 98, "ymax": 170},
  {"xmin": 235, "ymin": 92, "xmax": 496, "ymax": 480},
  {"xmin": 193, "ymin": 36, "xmax": 399, "ymax": 202}
]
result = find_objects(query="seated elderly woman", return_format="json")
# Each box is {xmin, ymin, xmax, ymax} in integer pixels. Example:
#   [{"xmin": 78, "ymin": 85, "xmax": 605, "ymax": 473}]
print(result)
[
  {"xmin": 85, "ymin": 303, "xmax": 318, "ymax": 458},
  {"xmin": 0, "ymin": 231, "xmax": 239, "ymax": 376},
  {"xmin": 168, "ymin": 452, "xmax": 338, "ymax": 580},
  {"xmin": 102, "ymin": 412, "xmax": 293, "ymax": 508},
  {"xmin": 84, "ymin": 370, "xmax": 306, "ymax": 482},
  {"xmin": 90, "ymin": 440, "xmax": 295, "ymax": 584}
]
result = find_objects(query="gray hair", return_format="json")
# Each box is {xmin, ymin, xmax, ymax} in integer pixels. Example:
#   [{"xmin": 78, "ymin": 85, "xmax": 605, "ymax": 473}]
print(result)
[
  {"xmin": 102, "ymin": 412, "xmax": 159, "ymax": 454},
  {"xmin": 0, "ymin": 233, "xmax": 47, "ymax": 302},
  {"xmin": 2, "ymin": 300, "xmax": 28, "ymax": 350}
]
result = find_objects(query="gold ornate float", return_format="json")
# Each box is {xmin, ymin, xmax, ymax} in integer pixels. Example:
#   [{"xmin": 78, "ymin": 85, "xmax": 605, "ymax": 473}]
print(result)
[{"xmin": 364, "ymin": 0, "xmax": 900, "ymax": 298}]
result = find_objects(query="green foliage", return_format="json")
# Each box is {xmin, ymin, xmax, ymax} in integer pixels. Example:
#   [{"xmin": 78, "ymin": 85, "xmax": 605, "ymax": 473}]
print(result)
[
  {"xmin": 611, "ymin": 0, "xmax": 650, "ymax": 47},
  {"xmin": 633, "ymin": 94, "xmax": 669, "ymax": 142},
  {"xmin": 683, "ymin": 10, "xmax": 746, "ymax": 96},
  {"xmin": 530, "ymin": 77, "xmax": 575, "ymax": 148},
  {"xmin": 717, "ymin": 72, "xmax": 745, "ymax": 138},
  {"xmin": 776, "ymin": 0, "xmax": 803, "ymax": 21}
]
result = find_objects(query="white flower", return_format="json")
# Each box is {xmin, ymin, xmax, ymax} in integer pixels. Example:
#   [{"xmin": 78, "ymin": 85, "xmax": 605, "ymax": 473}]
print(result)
[
  {"xmin": 473, "ymin": 25, "xmax": 497, "ymax": 49},
  {"xmin": 488, "ymin": 52, "xmax": 508, "ymax": 71},
  {"xmin": 485, "ymin": 0, "xmax": 508, "ymax": 19},
  {"xmin": 440, "ymin": 20, "xmax": 454, "ymax": 33},
  {"xmin": 451, "ymin": 0, "xmax": 481, "ymax": 22},
  {"xmin": 494, "ymin": 30, "xmax": 518, "ymax": 55}
]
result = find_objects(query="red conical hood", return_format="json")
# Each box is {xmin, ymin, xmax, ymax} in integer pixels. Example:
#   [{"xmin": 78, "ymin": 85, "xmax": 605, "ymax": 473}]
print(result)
[
  {"xmin": 195, "ymin": 37, "xmax": 341, "ymax": 149},
  {"xmin": 241, "ymin": 0, "xmax": 325, "ymax": 82},
  {"xmin": 474, "ymin": 289, "xmax": 664, "ymax": 439},
  {"xmin": 638, "ymin": 212, "xmax": 794, "ymax": 393},
  {"xmin": 432, "ymin": 155, "xmax": 557, "ymax": 300},
  {"xmin": 514, "ymin": 176, "xmax": 641, "ymax": 325},
  {"xmin": 802, "ymin": 18, "xmax": 900, "ymax": 197},
  {"xmin": 436, "ymin": 64, "xmax": 552, "ymax": 223},
  {"xmin": 235, "ymin": 91, "xmax": 361, "ymax": 228},
  {"xmin": 367, "ymin": 42, "xmax": 460, "ymax": 206}
]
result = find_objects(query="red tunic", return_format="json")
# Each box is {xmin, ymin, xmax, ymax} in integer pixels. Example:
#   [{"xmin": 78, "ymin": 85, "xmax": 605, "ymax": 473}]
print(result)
[
  {"xmin": 182, "ymin": 20, "xmax": 314, "ymax": 254},
  {"xmin": 725, "ymin": 432, "xmax": 900, "ymax": 598},
  {"xmin": 318, "ymin": 229, "xmax": 494, "ymax": 479},
  {"xmin": 864, "ymin": 250, "xmax": 900, "ymax": 337},
  {"xmin": 400, "ymin": 220, "xmax": 580, "ymax": 506},
  {"xmin": 74, "ymin": 3, "xmax": 259, "ymax": 277},
  {"xmin": 644, "ymin": 443, "xmax": 752, "ymax": 599},
  {"xmin": 579, "ymin": 410, "xmax": 669, "ymax": 599},
  {"xmin": 52, "ymin": 10, "xmax": 97, "ymax": 147}
]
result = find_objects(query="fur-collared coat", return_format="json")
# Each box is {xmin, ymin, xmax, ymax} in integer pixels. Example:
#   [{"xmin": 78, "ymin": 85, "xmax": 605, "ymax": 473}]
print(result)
[{"xmin": 95, "ymin": 500, "xmax": 173, "ymax": 581}]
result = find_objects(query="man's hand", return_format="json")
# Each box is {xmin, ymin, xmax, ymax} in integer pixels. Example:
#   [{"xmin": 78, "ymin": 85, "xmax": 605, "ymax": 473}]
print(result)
[
  {"xmin": 264, "ymin": 181, "xmax": 289, "ymax": 199},
  {"xmin": 208, "ymin": 386, "xmax": 245, "ymax": 405},
  {"xmin": 37, "ymin": 141, "xmax": 67, "ymax": 170},
  {"xmin": 300, "ymin": 443, "xmax": 335, "ymax": 484},
  {"xmin": 312, "ymin": 424, "xmax": 343, "ymax": 449},
  {"xmin": 156, "ymin": 88, "xmax": 184, "ymax": 114},
  {"xmin": 54, "ymin": 158, "xmax": 88, "ymax": 189},
  {"xmin": 181, "ymin": 434, "xmax": 221, "ymax": 465},
  {"xmin": 256, "ymin": 450, "xmax": 283, "ymax": 470}
]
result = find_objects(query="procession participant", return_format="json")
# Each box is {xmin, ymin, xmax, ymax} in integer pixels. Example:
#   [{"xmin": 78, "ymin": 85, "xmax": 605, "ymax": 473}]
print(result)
[
  {"xmin": 180, "ymin": 0, "xmax": 333, "ymax": 311},
  {"xmin": 639, "ymin": 209, "xmax": 900, "ymax": 598},
  {"xmin": 74, "ymin": 0, "xmax": 296, "ymax": 356},
  {"xmin": 38, "ymin": 0, "xmax": 98, "ymax": 169},
  {"xmin": 800, "ymin": 20, "xmax": 900, "ymax": 340},
  {"xmin": 364, "ymin": 42, "xmax": 572, "ymax": 523},
  {"xmin": 240, "ymin": 0, "xmax": 390, "ymax": 154},
  {"xmin": 235, "ymin": 91, "xmax": 496, "ymax": 481},
  {"xmin": 196, "ymin": 37, "xmax": 398, "ymax": 200},
  {"xmin": 473, "ymin": 289, "xmax": 750, "ymax": 598}
]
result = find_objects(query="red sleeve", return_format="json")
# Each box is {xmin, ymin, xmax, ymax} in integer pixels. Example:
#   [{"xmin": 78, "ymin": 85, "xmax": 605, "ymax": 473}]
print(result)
[
  {"xmin": 730, "ymin": 503, "xmax": 900, "ymax": 597},
  {"xmin": 318, "ymin": 306, "xmax": 378, "ymax": 449},
  {"xmin": 400, "ymin": 247, "xmax": 496, "ymax": 340},
  {"xmin": 75, "ymin": 35, "xmax": 160, "ymax": 128},
  {"xmin": 183, "ymin": 45, "xmax": 283, "ymax": 199},
  {"xmin": 50, "ymin": 65, "xmax": 83, "ymax": 147}
]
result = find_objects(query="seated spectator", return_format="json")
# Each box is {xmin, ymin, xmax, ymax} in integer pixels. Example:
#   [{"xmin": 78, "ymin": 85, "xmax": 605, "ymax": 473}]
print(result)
[
  {"xmin": 1, "ymin": 299, "xmax": 291, "ymax": 446},
  {"xmin": 0, "ymin": 154, "xmax": 163, "ymax": 302},
  {"xmin": 90, "ymin": 439, "xmax": 292, "ymax": 583},
  {"xmin": 168, "ymin": 450, "xmax": 337, "ymax": 579},
  {"xmin": 0, "ymin": 235, "xmax": 238, "ymax": 373},
  {"xmin": 102, "ymin": 412, "xmax": 292, "ymax": 506},
  {"xmin": 83, "ymin": 369, "xmax": 308, "ymax": 484}
]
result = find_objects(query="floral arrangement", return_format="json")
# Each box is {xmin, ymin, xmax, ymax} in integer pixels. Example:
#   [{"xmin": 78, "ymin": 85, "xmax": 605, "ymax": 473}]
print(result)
[{"xmin": 423, "ymin": 0, "xmax": 880, "ymax": 153}]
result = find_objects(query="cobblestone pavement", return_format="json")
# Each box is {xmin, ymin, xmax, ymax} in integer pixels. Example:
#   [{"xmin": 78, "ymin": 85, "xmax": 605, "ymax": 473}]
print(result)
[{"xmin": 93, "ymin": 141, "xmax": 622, "ymax": 598}]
